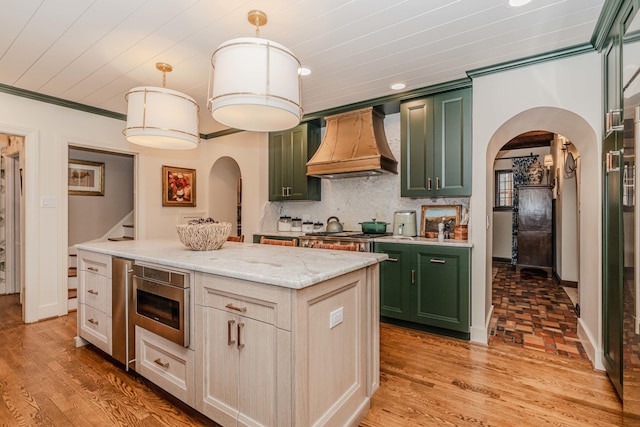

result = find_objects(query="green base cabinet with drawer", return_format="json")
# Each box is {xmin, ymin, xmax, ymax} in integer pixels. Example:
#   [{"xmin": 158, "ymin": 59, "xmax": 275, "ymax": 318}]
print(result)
[
  {"xmin": 375, "ymin": 242, "xmax": 470, "ymax": 335},
  {"xmin": 269, "ymin": 122, "xmax": 321, "ymax": 201},
  {"xmin": 400, "ymin": 87, "xmax": 472, "ymax": 197}
]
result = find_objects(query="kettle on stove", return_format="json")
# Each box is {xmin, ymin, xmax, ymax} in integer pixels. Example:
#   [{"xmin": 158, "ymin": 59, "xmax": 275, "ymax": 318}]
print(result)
[{"xmin": 393, "ymin": 210, "xmax": 417, "ymax": 237}]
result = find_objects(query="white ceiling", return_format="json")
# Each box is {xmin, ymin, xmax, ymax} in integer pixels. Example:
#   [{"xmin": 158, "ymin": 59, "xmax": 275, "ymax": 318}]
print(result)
[{"xmin": 1, "ymin": 0, "xmax": 605, "ymax": 134}]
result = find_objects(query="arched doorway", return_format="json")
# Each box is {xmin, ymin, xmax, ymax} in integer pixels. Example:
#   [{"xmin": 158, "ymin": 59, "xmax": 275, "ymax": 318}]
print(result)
[
  {"xmin": 484, "ymin": 106, "xmax": 601, "ymax": 366},
  {"xmin": 209, "ymin": 157, "xmax": 242, "ymax": 237},
  {"xmin": 490, "ymin": 130, "xmax": 581, "ymax": 355}
]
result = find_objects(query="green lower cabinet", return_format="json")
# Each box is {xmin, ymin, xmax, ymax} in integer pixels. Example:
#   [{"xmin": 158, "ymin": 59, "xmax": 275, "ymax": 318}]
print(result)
[
  {"xmin": 377, "ymin": 244, "xmax": 412, "ymax": 321},
  {"xmin": 375, "ymin": 242, "xmax": 470, "ymax": 335},
  {"xmin": 414, "ymin": 246, "xmax": 469, "ymax": 333}
]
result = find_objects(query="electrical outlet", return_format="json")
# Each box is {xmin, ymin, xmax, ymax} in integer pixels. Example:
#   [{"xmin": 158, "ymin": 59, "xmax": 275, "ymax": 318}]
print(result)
[{"xmin": 329, "ymin": 307, "xmax": 343, "ymax": 329}]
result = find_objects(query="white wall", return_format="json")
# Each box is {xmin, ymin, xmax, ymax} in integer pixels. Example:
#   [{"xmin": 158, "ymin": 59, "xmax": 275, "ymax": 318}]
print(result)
[
  {"xmin": 471, "ymin": 52, "xmax": 603, "ymax": 367},
  {"xmin": 0, "ymin": 91, "xmax": 271, "ymax": 322},
  {"xmin": 68, "ymin": 149, "xmax": 134, "ymax": 246}
]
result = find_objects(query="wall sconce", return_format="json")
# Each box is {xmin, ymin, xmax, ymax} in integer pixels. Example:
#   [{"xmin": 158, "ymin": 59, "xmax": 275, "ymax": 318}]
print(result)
[{"xmin": 544, "ymin": 154, "xmax": 554, "ymax": 186}]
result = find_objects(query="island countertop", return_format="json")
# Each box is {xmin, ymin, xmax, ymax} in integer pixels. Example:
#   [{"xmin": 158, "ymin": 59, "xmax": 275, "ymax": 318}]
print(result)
[{"xmin": 75, "ymin": 239, "xmax": 387, "ymax": 290}]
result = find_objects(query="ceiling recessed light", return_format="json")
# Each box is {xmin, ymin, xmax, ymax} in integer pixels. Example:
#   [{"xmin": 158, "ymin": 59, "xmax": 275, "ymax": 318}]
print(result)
[
  {"xmin": 390, "ymin": 83, "xmax": 406, "ymax": 90},
  {"xmin": 298, "ymin": 67, "xmax": 311, "ymax": 76},
  {"xmin": 508, "ymin": 0, "xmax": 532, "ymax": 7}
]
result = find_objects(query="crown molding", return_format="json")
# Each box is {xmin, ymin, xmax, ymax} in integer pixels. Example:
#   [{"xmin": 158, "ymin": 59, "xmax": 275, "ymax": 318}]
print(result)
[
  {"xmin": 467, "ymin": 43, "xmax": 595, "ymax": 79},
  {"xmin": 591, "ymin": 0, "xmax": 632, "ymax": 51},
  {"xmin": 0, "ymin": 83, "xmax": 126, "ymax": 121}
]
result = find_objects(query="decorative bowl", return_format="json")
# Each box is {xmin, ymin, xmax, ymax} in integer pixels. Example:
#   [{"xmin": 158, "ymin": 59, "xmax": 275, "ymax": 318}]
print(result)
[{"xmin": 176, "ymin": 222, "xmax": 232, "ymax": 250}]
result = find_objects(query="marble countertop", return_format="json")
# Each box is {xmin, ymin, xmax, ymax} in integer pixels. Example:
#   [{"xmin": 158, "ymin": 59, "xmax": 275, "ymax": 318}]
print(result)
[{"xmin": 76, "ymin": 239, "xmax": 386, "ymax": 290}]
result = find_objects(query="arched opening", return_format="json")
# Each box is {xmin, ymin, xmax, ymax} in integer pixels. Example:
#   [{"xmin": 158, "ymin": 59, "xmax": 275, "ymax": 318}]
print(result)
[
  {"xmin": 209, "ymin": 156, "xmax": 242, "ymax": 238},
  {"xmin": 490, "ymin": 130, "xmax": 582, "ymax": 355},
  {"xmin": 484, "ymin": 106, "xmax": 601, "ymax": 365}
]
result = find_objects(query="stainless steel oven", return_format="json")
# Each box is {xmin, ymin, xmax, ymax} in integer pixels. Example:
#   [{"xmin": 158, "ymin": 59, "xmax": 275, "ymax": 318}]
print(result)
[{"xmin": 132, "ymin": 264, "xmax": 190, "ymax": 347}]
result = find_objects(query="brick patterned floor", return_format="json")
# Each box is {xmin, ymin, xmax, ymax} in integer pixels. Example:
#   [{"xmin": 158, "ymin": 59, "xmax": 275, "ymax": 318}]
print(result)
[{"xmin": 489, "ymin": 262, "xmax": 588, "ymax": 359}]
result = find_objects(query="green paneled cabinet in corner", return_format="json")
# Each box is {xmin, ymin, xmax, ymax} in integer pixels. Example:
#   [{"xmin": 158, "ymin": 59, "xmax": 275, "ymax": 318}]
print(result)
[
  {"xmin": 269, "ymin": 123, "xmax": 321, "ymax": 201},
  {"xmin": 400, "ymin": 87, "xmax": 472, "ymax": 197},
  {"xmin": 375, "ymin": 242, "xmax": 470, "ymax": 335}
]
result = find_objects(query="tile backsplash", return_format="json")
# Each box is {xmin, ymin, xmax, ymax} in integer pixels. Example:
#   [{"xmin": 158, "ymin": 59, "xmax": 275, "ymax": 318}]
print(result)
[{"xmin": 260, "ymin": 112, "xmax": 470, "ymax": 232}]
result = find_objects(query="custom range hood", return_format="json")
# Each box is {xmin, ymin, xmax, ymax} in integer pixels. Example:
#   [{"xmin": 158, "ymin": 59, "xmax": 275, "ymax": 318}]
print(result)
[{"xmin": 306, "ymin": 107, "xmax": 398, "ymax": 178}]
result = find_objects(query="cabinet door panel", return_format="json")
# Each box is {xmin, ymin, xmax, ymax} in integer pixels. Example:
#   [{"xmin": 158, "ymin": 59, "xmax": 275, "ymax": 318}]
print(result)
[
  {"xmin": 269, "ymin": 132, "xmax": 286, "ymax": 201},
  {"xmin": 517, "ymin": 231, "xmax": 552, "ymax": 267},
  {"xmin": 414, "ymin": 248, "xmax": 470, "ymax": 332},
  {"xmin": 433, "ymin": 88, "xmax": 471, "ymax": 196},
  {"xmin": 237, "ymin": 318, "xmax": 277, "ymax": 427},
  {"xmin": 401, "ymin": 98, "xmax": 434, "ymax": 197},
  {"xmin": 375, "ymin": 244, "xmax": 412, "ymax": 321},
  {"xmin": 197, "ymin": 306, "xmax": 239, "ymax": 425}
]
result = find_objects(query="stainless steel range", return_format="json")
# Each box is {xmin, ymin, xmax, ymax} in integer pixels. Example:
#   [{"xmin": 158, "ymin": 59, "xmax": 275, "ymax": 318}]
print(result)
[{"xmin": 298, "ymin": 231, "xmax": 391, "ymax": 252}]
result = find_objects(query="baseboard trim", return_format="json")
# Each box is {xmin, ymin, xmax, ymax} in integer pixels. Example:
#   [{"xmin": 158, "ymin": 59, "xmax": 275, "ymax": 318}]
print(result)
[
  {"xmin": 492, "ymin": 257, "xmax": 511, "ymax": 263},
  {"xmin": 578, "ymin": 319, "xmax": 602, "ymax": 370},
  {"xmin": 554, "ymin": 271, "xmax": 578, "ymax": 288}
]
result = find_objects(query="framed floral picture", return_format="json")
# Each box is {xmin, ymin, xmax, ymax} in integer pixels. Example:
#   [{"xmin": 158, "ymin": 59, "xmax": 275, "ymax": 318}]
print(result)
[
  {"xmin": 162, "ymin": 165, "xmax": 196, "ymax": 207},
  {"xmin": 68, "ymin": 159, "xmax": 104, "ymax": 196}
]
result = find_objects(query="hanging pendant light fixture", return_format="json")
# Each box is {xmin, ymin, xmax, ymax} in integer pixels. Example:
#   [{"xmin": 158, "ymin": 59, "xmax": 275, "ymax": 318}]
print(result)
[
  {"xmin": 207, "ymin": 10, "xmax": 302, "ymax": 132},
  {"xmin": 124, "ymin": 63, "xmax": 200, "ymax": 149}
]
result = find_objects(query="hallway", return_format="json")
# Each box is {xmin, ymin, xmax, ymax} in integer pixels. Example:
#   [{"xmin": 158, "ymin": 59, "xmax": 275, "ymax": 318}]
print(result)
[{"xmin": 489, "ymin": 262, "xmax": 587, "ymax": 359}]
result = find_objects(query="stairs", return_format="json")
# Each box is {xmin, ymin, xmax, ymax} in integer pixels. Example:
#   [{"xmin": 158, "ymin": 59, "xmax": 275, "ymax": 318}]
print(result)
[
  {"xmin": 108, "ymin": 224, "xmax": 134, "ymax": 241},
  {"xmin": 68, "ymin": 253, "xmax": 77, "ymax": 312}
]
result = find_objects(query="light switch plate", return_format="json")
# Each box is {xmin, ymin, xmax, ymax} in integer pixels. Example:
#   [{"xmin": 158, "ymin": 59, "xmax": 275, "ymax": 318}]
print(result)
[
  {"xmin": 40, "ymin": 196, "xmax": 56, "ymax": 208},
  {"xmin": 329, "ymin": 307, "xmax": 343, "ymax": 329}
]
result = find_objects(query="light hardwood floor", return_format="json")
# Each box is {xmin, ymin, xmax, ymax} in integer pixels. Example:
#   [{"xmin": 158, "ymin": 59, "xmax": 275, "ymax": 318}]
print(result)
[{"xmin": 0, "ymin": 294, "xmax": 622, "ymax": 426}]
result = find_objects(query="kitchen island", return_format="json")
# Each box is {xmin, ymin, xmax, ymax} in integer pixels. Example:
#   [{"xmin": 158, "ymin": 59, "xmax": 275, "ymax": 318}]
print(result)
[{"xmin": 75, "ymin": 238, "xmax": 385, "ymax": 427}]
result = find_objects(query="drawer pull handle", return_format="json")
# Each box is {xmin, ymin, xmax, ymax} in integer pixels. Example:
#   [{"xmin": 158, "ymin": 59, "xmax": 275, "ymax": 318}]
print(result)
[
  {"xmin": 226, "ymin": 303, "xmax": 247, "ymax": 313},
  {"xmin": 88, "ymin": 318, "xmax": 99, "ymax": 326},
  {"xmin": 88, "ymin": 267, "xmax": 99, "ymax": 272},
  {"xmin": 427, "ymin": 178, "xmax": 432, "ymax": 191},
  {"xmin": 430, "ymin": 259, "xmax": 446, "ymax": 264},
  {"xmin": 436, "ymin": 177, "xmax": 440, "ymax": 190},
  {"xmin": 87, "ymin": 289, "xmax": 99, "ymax": 295},
  {"xmin": 385, "ymin": 258, "xmax": 398, "ymax": 262},
  {"xmin": 238, "ymin": 322, "xmax": 245, "ymax": 349},
  {"xmin": 154, "ymin": 358, "xmax": 169, "ymax": 369},
  {"xmin": 227, "ymin": 319, "xmax": 236, "ymax": 346}
]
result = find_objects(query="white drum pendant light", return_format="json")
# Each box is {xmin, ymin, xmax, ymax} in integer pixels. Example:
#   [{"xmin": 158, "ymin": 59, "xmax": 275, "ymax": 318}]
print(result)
[
  {"xmin": 124, "ymin": 63, "xmax": 199, "ymax": 150},
  {"xmin": 208, "ymin": 10, "xmax": 302, "ymax": 132}
]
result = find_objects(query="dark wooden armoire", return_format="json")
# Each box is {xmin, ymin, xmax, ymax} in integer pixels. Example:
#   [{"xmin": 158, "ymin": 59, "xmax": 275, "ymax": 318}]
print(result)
[{"xmin": 516, "ymin": 185, "xmax": 553, "ymax": 276}]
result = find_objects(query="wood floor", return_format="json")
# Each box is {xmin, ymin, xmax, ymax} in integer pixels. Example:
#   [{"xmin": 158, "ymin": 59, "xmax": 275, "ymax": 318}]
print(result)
[{"xmin": 0, "ymin": 294, "xmax": 622, "ymax": 426}]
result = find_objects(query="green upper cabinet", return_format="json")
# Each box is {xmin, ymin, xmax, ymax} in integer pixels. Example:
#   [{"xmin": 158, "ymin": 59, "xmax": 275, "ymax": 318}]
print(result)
[
  {"xmin": 269, "ymin": 123, "xmax": 321, "ymax": 201},
  {"xmin": 400, "ymin": 88, "xmax": 472, "ymax": 197}
]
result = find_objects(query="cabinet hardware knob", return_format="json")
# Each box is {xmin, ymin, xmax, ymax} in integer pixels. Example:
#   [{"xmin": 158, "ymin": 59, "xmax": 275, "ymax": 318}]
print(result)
[
  {"xmin": 154, "ymin": 358, "xmax": 169, "ymax": 368},
  {"xmin": 430, "ymin": 259, "xmax": 446, "ymax": 264},
  {"xmin": 225, "ymin": 303, "xmax": 247, "ymax": 313},
  {"xmin": 238, "ymin": 322, "xmax": 245, "ymax": 349},
  {"xmin": 88, "ymin": 267, "xmax": 98, "ymax": 272},
  {"xmin": 411, "ymin": 269, "xmax": 415, "ymax": 284},
  {"xmin": 385, "ymin": 258, "xmax": 398, "ymax": 262},
  {"xmin": 227, "ymin": 319, "xmax": 236, "ymax": 346},
  {"xmin": 88, "ymin": 318, "xmax": 99, "ymax": 325},
  {"xmin": 87, "ymin": 289, "xmax": 98, "ymax": 295}
]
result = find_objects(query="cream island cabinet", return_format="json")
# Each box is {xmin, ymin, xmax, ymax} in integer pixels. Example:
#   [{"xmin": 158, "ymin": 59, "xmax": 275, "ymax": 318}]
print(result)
[{"xmin": 74, "ymin": 239, "xmax": 384, "ymax": 427}]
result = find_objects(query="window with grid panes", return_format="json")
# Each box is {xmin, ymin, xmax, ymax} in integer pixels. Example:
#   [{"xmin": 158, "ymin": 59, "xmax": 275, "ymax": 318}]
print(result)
[{"xmin": 495, "ymin": 170, "xmax": 513, "ymax": 208}]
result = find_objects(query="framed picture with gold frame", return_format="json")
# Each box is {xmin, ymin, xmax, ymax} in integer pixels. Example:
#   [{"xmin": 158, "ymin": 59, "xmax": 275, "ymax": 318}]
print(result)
[
  {"xmin": 421, "ymin": 205, "xmax": 461, "ymax": 237},
  {"xmin": 68, "ymin": 159, "xmax": 105, "ymax": 196},
  {"xmin": 162, "ymin": 165, "xmax": 196, "ymax": 207}
]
